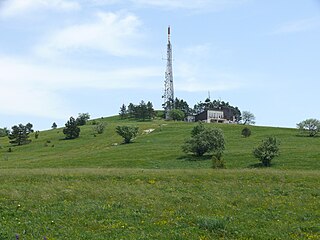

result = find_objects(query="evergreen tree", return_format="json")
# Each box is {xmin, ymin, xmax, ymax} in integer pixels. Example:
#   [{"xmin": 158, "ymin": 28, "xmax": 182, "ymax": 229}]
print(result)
[
  {"xmin": 63, "ymin": 117, "xmax": 80, "ymax": 139},
  {"xmin": 146, "ymin": 101, "xmax": 155, "ymax": 119},
  {"xmin": 52, "ymin": 122, "xmax": 57, "ymax": 129},
  {"xmin": 136, "ymin": 100, "xmax": 148, "ymax": 120},
  {"xmin": 174, "ymin": 98, "xmax": 191, "ymax": 117},
  {"xmin": 26, "ymin": 123, "xmax": 34, "ymax": 133},
  {"xmin": 8, "ymin": 123, "xmax": 33, "ymax": 146},
  {"xmin": 122, "ymin": 101, "xmax": 155, "ymax": 121},
  {"xmin": 119, "ymin": 104, "xmax": 127, "ymax": 119},
  {"xmin": 127, "ymin": 103, "xmax": 135, "ymax": 119}
]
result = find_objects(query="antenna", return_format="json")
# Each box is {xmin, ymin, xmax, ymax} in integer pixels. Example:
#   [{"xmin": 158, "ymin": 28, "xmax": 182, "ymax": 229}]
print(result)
[{"xmin": 163, "ymin": 26, "xmax": 175, "ymax": 119}]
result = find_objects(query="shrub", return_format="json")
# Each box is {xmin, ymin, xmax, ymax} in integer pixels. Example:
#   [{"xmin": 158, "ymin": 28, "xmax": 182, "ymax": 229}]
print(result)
[
  {"xmin": 116, "ymin": 126, "xmax": 139, "ymax": 144},
  {"xmin": 93, "ymin": 123, "xmax": 105, "ymax": 134},
  {"xmin": 241, "ymin": 127, "xmax": 251, "ymax": 137},
  {"xmin": 35, "ymin": 131, "xmax": 39, "ymax": 139},
  {"xmin": 253, "ymin": 137, "xmax": 280, "ymax": 167},
  {"xmin": 182, "ymin": 125, "xmax": 225, "ymax": 157},
  {"xmin": 212, "ymin": 155, "xmax": 225, "ymax": 169},
  {"xmin": 197, "ymin": 217, "xmax": 227, "ymax": 233},
  {"xmin": 191, "ymin": 122, "xmax": 205, "ymax": 137}
]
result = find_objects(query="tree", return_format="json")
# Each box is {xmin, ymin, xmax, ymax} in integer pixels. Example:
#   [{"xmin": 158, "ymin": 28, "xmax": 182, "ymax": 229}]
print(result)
[
  {"xmin": 122, "ymin": 101, "xmax": 155, "ymax": 121},
  {"xmin": 63, "ymin": 117, "xmax": 80, "ymax": 139},
  {"xmin": 182, "ymin": 126, "xmax": 225, "ymax": 157},
  {"xmin": 26, "ymin": 123, "xmax": 34, "ymax": 133},
  {"xmin": 116, "ymin": 126, "xmax": 139, "ymax": 144},
  {"xmin": 169, "ymin": 109, "xmax": 185, "ymax": 121},
  {"xmin": 174, "ymin": 98, "xmax": 191, "ymax": 117},
  {"xmin": 8, "ymin": 123, "xmax": 33, "ymax": 146},
  {"xmin": 76, "ymin": 113, "xmax": 90, "ymax": 126},
  {"xmin": 253, "ymin": 137, "xmax": 280, "ymax": 167},
  {"xmin": 297, "ymin": 118, "xmax": 320, "ymax": 137},
  {"xmin": 242, "ymin": 111, "xmax": 255, "ymax": 125},
  {"xmin": 0, "ymin": 127, "xmax": 9, "ymax": 137},
  {"xmin": 119, "ymin": 104, "xmax": 127, "ymax": 119},
  {"xmin": 241, "ymin": 127, "xmax": 251, "ymax": 138},
  {"xmin": 135, "ymin": 101, "xmax": 148, "ymax": 121},
  {"xmin": 146, "ymin": 101, "xmax": 155, "ymax": 119},
  {"xmin": 52, "ymin": 122, "xmax": 57, "ymax": 129},
  {"xmin": 127, "ymin": 103, "xmax": 135, "ymax": 119}
]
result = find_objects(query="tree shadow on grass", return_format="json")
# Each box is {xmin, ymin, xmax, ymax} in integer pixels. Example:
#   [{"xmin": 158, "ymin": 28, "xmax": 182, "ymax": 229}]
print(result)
[
  {"xmin": 177, "ymin": 154, "xmax": 212, "ymax": 162},
  {"xmin": 247, "ymin": 162, "xmax": 274, "ymax": 168},
  {"xmin": 295, "ymin": 134, "xmax": 320, "ymax": 138}
]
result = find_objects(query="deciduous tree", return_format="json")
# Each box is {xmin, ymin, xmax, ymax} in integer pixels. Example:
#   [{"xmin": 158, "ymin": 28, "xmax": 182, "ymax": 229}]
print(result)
[
  {"xmin": 242, "ymin": 111, "xmax": 255, "ymax": 125},
  {"xmin": 76, "ymin": 113, "xmax": 90, "ymax": 126},
  {"xmin": 297, "ymin": 118, "xmax": 320, "ymax": 137},
  {"xmin": 169, "ymin": 109, "xmax": 185, "ymax": 121}
]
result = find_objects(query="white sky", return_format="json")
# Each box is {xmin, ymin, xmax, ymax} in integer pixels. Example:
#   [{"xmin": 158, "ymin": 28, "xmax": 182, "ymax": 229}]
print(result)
[{"xmin": 0, "ymin": 0, "xmax": 320, "ymax": 130}]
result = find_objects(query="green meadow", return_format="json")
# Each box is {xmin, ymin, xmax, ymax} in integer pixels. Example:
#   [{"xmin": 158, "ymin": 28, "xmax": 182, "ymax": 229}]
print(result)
[{"xmin": 0, "ymin": 117, "xmax": 320, "ymax": 239}]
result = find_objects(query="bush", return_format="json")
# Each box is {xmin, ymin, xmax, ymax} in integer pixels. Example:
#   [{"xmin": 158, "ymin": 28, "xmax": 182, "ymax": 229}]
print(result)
[
  {"xmin": 93, "ymin": 123, "xmax": 105, "ymax": 134},
  {"xmin": 241, "ymin": 127, "xmax": 251, "ymax": 138},
  {"xmin": 297, "ymin": 118, "xmax": 320, "ymax": 137},
  {"xmin": 253, "ymin": 137, "xmax": 280, "ymax": 167},
  {"xmin": 191, "ymin": 122, "xmax": 206, "ymax": 137},
  {"xmin": 35, "ymin": 131, "xmax": 39, "ymax": 139},
  {"xmin": 197, "ymin": 217, "xmax": 227, "ymax": 233},
  {"xmin": 116, "ymin": 126, "xmax": 139, "ymax": 144},
  {"xmin": 182, "ymin": 125, "xmax": 225, "ymax": 157},
  {"xmin": 212, "ymin": 155, "xmax": 225, "ymax": 169}
]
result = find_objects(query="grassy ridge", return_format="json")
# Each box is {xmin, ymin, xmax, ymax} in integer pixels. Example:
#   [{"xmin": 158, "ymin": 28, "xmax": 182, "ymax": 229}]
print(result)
[{"xmin": 0, "ymin": 117, "xmax": 320, "ymax": 239}]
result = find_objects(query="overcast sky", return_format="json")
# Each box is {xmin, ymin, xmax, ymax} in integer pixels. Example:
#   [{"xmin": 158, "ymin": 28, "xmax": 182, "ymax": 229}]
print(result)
[{"xmin": 1, "ymin": 0, "xmax": 320, "ymax": 130}]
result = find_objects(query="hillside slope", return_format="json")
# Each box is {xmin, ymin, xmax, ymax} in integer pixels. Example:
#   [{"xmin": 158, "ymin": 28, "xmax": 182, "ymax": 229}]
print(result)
[{"xmin": 1, "ymin": 116, "xmax": 319, "ymax": 170}]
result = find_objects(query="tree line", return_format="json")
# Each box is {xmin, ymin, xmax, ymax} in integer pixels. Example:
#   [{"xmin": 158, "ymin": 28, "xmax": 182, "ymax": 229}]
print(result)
[{"xmin": 119, "ymin": 101, "xmax": 155, "ymax": 121}]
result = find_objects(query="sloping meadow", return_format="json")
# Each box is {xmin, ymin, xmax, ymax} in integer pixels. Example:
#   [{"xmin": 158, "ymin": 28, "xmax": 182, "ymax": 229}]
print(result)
[{"xmin": 0, "ymin": 117, "xmax": 320, "ymax": 239}]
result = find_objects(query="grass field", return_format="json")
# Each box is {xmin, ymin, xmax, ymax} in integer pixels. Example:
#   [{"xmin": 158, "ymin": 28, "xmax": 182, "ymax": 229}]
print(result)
[{"xmin": 0, "ymin": 117, "xmax": 320, "ymax": 239}]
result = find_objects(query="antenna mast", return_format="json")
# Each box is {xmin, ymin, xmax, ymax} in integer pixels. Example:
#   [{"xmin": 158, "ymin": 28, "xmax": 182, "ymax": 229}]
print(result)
[{"xmin": 163, "ymin": 26, "xmax": 174, "ymax": 119}]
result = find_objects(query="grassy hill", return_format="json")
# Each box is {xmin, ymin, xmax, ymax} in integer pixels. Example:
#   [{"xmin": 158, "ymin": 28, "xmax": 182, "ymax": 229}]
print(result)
[
  {"xmin": 0, "ymin": 116, "xmax": 320, "ymax": 239},
  {"xmin": 1, "ymin": 116, "xmax": 320, "ymax": 170}
]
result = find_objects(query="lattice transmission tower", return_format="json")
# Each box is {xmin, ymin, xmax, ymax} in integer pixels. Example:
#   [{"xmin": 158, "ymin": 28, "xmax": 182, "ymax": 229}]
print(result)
[{"xmin": 163, "ymin": 26, "xmax": 175, "ymax": 119}]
